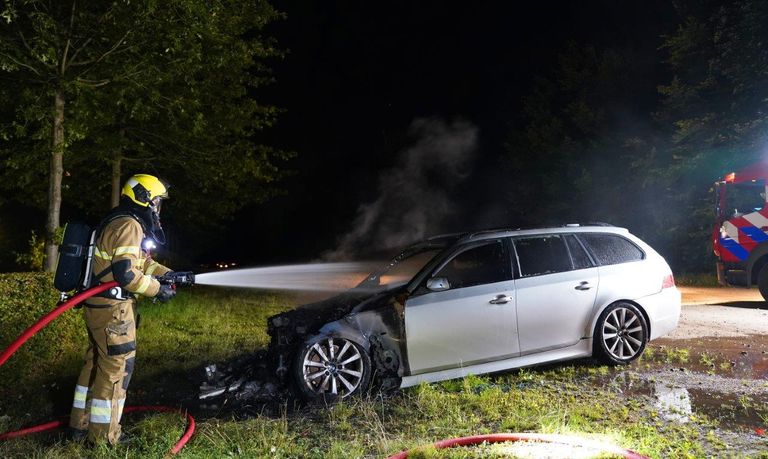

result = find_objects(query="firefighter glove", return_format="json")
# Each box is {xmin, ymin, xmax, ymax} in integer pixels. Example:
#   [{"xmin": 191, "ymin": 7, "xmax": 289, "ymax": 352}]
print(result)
[{"xmin": 156, "ymin": 284, "xmax": 176, "ymax": 303}]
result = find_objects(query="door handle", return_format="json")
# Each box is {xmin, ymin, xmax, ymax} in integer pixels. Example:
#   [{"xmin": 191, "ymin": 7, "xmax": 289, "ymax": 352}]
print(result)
[
  {"xmin": 575, "ymin": 281, "xmax": 592, "ymax": 291},
  {"xmin": 489, "ymin": 294, "xmax": 513, "ymax": 304}
]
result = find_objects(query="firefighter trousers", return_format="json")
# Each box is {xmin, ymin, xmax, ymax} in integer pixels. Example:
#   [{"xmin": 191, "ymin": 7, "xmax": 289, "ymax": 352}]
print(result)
[{"xmin": 69, "ymin": 299, "xmax": 136, "ymax": 445}]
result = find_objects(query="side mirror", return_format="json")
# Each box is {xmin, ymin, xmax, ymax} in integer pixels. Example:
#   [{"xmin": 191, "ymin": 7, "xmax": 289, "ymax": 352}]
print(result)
[{"xmin": 426, "ymin": 277, "xmax": 450, "ymax": 292}]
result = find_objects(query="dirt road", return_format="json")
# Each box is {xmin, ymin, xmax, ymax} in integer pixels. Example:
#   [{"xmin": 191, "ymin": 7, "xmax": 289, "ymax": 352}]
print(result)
[{"xmin": 669, "ymin": 286, "xmax": 768, "ymax": 339}]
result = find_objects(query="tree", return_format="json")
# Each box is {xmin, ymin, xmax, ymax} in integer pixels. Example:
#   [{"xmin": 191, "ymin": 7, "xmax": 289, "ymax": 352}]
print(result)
[
  {"xmin": 0, "ymin": 0, "xmax": 288, "ymax": 270},
  {"xmin": 654, "ymin": 0, "xmax": 768, "ymax": 271},
  {"xmin": 504, "ymin": 44, "xmax": 664, "ymax": 228},
  {"xmin": 659, "ymin": 0, "xmax": 768, "ymax": 165},
  {"xmin": 1, "ymin": 1, "xmax": 145, "ymax": 270}
]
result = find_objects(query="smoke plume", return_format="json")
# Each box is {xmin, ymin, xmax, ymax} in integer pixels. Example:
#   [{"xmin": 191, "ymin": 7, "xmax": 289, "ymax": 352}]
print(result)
[{"xmin": 325, "ymin": 117, "xmax": 478, "ymax": 260}]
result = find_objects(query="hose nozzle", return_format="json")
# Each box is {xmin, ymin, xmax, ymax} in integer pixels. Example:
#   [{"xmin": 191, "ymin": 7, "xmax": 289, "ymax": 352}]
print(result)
[{"xmin": 157, "ymin": 271, "xmax": 195, "ymax": 287}]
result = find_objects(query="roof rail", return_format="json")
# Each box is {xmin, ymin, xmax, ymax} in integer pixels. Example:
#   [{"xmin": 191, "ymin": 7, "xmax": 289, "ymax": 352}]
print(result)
[
  {"xmin": 466, "ymin": 228, "xmax": 514, "ymax": 239},
  {"xmin": 562, "ymin": 222, "xmax": 615, "ymax": 227},
  {"xmin": 462, "ymin": 222, "xmax": 618, "ymax": 240},
  {"xmin": 426, "ymin": 232, "xmax": 467, "ymax": 241}
]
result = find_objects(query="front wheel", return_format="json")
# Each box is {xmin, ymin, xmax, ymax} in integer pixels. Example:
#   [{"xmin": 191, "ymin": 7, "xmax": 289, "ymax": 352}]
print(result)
[
  {"xmin": 293, "ymin": 336, "xmax": 371, "ymax": 400},
  {"xmin": 594, "ymin": 302, "xmax": 648, "ymax": 365},
  {"xmin": 757, "ymin": 264, "xmax": 768, "ymax": 301}
]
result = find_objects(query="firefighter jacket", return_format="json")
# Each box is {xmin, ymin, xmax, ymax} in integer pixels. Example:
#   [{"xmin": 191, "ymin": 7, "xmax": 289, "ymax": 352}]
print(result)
[{"xmin": 85, "ymin": 215, "xmax": 170, "ymax": 306}]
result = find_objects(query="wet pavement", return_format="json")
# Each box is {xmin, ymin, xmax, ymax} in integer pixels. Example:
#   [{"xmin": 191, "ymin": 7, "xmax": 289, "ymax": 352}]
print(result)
[
  {"xmin": 574, "ymin": 335, "xmax": 768, "ymax": 455},
  {"xmin": 654, "ymin": 335, "xmax": 768, "ymax": 380},
  {"xmin": 529, "ymin": 287, "xmax": 768, "ymax": 455},
  {"xmin": 600, "ymin": 289, "xmax": 768, "ymax": 456},
  {"xmin": 598, "ymin": 362, "xmax": 768, "ymax": 430},
  {"xmin": 649, "ymin": 337, "xmax": 767, "ymax": 424}
]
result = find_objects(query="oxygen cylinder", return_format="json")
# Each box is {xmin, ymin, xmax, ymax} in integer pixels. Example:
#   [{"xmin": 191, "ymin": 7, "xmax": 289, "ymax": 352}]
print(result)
[{"xmin": 53, "ymin": 222, "xmax": 95, "ymax": 292}]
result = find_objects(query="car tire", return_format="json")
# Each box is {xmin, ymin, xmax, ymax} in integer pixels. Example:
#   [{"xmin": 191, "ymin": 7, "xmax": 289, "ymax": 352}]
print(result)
[
  {"xmin": 293, "ymin": 335, "xmax": 371, "ymax": 401},
  {"xmin": 757, "ymin": 264, "xmax": 768, "ymax": 302},
  {"xmin": 594, "ymin": 302, "xmax": 648, "ymax": 365}
]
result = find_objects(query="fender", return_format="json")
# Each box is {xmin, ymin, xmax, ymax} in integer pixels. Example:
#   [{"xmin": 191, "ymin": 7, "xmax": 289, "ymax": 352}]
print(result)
[
  {"xmin": 316, "ymin": 318, "xmax": 373, "ymax": 352},
  {"xmin": 316, "ymin": 309, "xmax": 407, "ymax": 378},
  {"xmin": 585, "ymin": 299, "xmax": 650, "ymax": 344}
]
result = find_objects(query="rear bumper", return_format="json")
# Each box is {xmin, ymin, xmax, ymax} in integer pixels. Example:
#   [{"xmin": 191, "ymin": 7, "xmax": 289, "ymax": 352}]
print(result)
[{"xmin": 635, "ymin": 287, "xmax": 681, "ymax": 341}]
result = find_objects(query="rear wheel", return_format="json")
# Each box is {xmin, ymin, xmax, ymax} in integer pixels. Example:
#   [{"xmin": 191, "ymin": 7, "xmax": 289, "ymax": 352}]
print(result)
[
  {"xmin": 594, "ymin": 302, "xmax": 648, "ymax": 365},
  {"xmin": 293, "ymin": 336, "xmax": 371, "ymax": 400},
  {"xmin": 757, "ymin": 264, "xmax": 768, "ymax": 301}
]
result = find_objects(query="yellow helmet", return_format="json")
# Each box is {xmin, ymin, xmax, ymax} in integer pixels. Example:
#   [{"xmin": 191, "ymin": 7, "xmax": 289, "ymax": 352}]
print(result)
[{"xmin": 121, "ymin": 174, "xmax": 169, "ymax": 208}]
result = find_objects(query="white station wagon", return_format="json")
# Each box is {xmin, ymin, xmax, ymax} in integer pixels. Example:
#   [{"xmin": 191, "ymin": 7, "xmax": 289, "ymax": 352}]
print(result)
[{"xmin": 207, "ymin": 224, "xmax": 681, "ymax": 401}]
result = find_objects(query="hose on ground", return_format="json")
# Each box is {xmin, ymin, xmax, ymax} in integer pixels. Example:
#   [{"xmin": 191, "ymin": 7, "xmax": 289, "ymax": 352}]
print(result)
[
  {"xmin": 0, "ymin": 406, "xmax": 194, "ymax": 454},
  {"xmin": 386, "ymin": 433, "xmax": 649, "ymax": 459}
]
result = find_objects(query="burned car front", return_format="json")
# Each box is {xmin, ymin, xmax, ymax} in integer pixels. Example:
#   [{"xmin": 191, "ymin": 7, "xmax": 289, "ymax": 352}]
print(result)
[
  {"xmin": 267, "ymin": 238, "xmax": 453, "ymax": 399},
  {"xmin": 200, "ymin": 236, "xmax": 456, "ymax": 402}
]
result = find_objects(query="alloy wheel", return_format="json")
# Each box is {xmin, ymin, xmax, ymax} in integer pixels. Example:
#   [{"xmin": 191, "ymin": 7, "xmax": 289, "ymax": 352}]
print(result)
[
  {"xmin": 601, "ymin": 306, "xmax": 645, "ymax": 360},
  {"xmin": 301, "ymin": 337, "xmax": 365, "ymax": 397}
]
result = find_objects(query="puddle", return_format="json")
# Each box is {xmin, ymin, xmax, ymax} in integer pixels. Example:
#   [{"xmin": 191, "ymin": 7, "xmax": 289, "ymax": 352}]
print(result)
[
  {"xmin": 593, "ymin": 368, "xmax": 768, "ymax": 430},
  {"xmin": 650, "ymin": 335, "xmax": 768, "ymax": 379},
  {"xmin": 653, "ymin": 383, "xmax": 692, "ymax": 422},
  {"xmin": 687, "ymin": 389, "xmax": 768, "ymax": 429}
]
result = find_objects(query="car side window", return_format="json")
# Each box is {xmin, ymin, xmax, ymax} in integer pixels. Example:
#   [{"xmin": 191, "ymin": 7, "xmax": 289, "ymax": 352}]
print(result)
[
  {"xmin": 565, "ymin": 234, "xmax": 593, "ymax": 269},
  {"xmin": 579, "ymin": 233, "xmax": 644, "ymax": 265},
  {"xmin": 514, "ymin": 235, "xmax": 572, "ymax": 277},
  {"xmin": 432, "ymin": 241, "xmax": 510, "ymax": 289}
]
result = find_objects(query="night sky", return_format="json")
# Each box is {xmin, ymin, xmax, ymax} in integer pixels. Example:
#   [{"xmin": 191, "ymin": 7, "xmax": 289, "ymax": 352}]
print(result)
[
  {"xmin": 0, "ymin": 1, "xmax": 684, "ymax": 271},
  {"xmin": 214, "ymin": 0, "xmax": 677, "ymax": 265}
]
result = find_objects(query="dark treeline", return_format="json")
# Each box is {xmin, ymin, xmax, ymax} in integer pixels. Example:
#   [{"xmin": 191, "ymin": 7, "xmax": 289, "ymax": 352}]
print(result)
[{"xmin": 503, "ymin": 0, "xmax": 768, "ymax": 273}]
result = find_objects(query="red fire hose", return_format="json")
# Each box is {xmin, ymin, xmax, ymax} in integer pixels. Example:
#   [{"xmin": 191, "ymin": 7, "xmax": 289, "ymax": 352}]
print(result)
[
  {"xmin": 0, "ymin": 407, "xmax": 194, "ymax": 454},
  {"xmin": 0, "ymin": 282, "xmax": 117, "ymax": 366},
  {"xmin": 386, "ymin": 433, "xmax": 649, "ymax": 459},
  {"xmin": 0, "ymin": 282, "xmax": 195, "ymax": 454}
]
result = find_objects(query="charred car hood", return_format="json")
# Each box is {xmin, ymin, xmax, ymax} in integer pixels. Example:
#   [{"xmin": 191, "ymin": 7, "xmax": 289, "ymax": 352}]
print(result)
[{"xmin": 268, "ymin": 285, "xmax": 406, "ymax": 338}]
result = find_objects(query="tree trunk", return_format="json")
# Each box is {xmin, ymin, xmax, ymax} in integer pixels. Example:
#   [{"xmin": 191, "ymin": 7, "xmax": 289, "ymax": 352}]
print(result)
[
  {"xmin": 110, "ymin": 151, "xmax": 122, "ymax": 208},
  {"xmin": 44, "ymin": 89, "xmax": 65, "ymax": 272},
  {"xmin": 110, "ymin": 125, "xmax": 126, "ymax": 207}
]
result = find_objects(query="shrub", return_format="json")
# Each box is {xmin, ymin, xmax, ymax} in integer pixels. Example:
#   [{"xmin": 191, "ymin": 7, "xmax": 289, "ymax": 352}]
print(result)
[
  {"xmin": 0, "ymin": 272, "xmax": 86, "ymax": 405},
  {"xmin": 13, "ymin": 231, "xmax": 45, "ymax": 272}
]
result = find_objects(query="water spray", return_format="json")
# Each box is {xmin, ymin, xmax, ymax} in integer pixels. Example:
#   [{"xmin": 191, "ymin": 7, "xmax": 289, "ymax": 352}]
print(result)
[{"xmin": 195, "ymin": 262, "xmax": 380, "ymax": 291}]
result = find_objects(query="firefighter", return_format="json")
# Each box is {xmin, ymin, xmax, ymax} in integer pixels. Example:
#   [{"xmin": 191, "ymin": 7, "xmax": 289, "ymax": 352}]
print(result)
[{"xmin": 68, "ymin": 174, "xmax": 177, "ymax": 445}]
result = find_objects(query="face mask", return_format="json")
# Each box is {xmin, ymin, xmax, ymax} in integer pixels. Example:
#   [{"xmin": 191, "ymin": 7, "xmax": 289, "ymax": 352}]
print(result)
[
  {"xmin": 151, "ymin": 209, "xmax": 166, "ymax": 245},
  {"xmin": 151, "ymin": 197, "xmax": 163, "ymax": 215}
]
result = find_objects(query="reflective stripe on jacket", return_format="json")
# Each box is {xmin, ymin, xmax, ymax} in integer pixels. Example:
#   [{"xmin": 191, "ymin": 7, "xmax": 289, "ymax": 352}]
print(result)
[{"xmin": 88, "ymin": 216, "xmax": 170, "ymax": 306}]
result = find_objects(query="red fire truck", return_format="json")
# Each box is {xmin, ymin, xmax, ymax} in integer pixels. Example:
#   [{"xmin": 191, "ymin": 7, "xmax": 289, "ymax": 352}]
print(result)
[{"xmin": 713, "ymin": 161, "xmax": 768, "ymax": 300}]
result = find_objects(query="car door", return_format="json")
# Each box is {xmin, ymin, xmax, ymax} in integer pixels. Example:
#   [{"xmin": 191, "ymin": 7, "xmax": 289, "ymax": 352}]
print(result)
[
  {"xmin": 404, "ymin": 239, "xmax": 518, "ymax": 375},
  {"xmin": 513, "ymin": 234, "xmax": 598, "ymax": 355}
]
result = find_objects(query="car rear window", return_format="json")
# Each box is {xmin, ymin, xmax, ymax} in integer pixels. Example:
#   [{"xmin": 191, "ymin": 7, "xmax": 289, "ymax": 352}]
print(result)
[
  {"xmin": 579, "ymin": 233, "xmax": 644, "ymax": 265},
  {"xmin": 514, "ymin": 235, "xmax": 572, "ymax": 277}
]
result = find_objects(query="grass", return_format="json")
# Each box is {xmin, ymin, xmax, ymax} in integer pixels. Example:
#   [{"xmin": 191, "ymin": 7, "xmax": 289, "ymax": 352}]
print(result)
[
  {"xmin": 674, "ymin": 273, "xmax": 720, "ymax": 287},
  {"xmin": 0, "ymin": 286, "xmax": 747, "ymax": 458}
]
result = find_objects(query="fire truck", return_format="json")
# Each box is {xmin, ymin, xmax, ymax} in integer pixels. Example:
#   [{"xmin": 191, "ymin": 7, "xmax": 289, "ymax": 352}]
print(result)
[{"xmin": 713, "ymin": 161, "xmax": 768, "ymax": 300}]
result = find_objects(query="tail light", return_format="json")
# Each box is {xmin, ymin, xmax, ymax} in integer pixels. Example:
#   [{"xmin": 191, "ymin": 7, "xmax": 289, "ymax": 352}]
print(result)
[{"xmin": 662, "ymin": 273, "xmax": 675, "ymax": 289}]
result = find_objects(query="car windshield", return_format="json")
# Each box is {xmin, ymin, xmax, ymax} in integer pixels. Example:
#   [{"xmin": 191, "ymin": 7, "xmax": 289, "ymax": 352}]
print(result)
[
  {"xmin": 356, "ymin": 243, "xmax": 447, "ymax": 290},
  {"xmin": 724, "ymin": 181, "xmax": 765, "ymax": 217}
]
